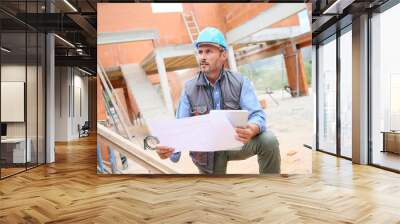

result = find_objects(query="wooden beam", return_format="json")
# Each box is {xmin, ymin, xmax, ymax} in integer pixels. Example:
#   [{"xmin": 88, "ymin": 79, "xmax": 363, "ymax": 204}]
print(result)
[
  {"xmin": 235, "ymin": 33, "xmax": 311, "ymax": 66},
  {"xmin": 283, "ymin": 44, "xmax": 309, "ymax": 96}
]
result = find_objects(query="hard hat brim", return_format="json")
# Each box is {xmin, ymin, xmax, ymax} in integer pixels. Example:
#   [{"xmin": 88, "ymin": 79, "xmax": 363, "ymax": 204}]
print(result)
[{"xmin": 196, "ymin": 42, "xmax": 226, "ymax": 51}]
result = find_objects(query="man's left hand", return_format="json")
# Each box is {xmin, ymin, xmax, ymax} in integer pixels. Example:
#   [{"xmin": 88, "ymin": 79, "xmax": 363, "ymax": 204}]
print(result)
[{"xmin": 235, "ymin": 123, "xmax": 260, "ymax": 144}]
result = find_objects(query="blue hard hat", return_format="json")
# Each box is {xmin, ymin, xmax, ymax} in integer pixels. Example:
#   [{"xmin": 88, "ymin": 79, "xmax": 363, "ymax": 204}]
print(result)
[{"xmin": 195, "ymin": 27, "xmax": 228, "ymax": 51}]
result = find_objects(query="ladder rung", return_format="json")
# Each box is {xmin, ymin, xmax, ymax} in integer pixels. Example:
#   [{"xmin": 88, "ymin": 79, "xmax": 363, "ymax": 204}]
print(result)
[{"xmin": 183, "ymin": 12, "xmax": 199, "ymax": 43}]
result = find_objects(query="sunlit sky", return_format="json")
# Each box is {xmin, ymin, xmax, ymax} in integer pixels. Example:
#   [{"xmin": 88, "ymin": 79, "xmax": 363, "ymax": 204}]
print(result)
[{"xmin": 151, "ymin": 3, "xmax": 183, "ymax": 13}]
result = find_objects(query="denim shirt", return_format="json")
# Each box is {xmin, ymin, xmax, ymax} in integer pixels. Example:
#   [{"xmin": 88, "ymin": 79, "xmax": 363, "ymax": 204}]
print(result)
[{"xmin": 170, "ymin": 74, "xmax": 266, "ymax": 162}]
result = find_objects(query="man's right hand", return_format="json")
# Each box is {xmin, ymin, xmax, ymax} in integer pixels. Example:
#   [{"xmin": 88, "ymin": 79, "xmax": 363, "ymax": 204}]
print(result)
[{"xmin": 155, "ymin": 145, "xmax": 175, "ymax": 159}]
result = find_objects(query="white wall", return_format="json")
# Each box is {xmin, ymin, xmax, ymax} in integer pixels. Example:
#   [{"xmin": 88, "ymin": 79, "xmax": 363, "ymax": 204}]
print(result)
[
  {"xmin": 54, "ymin": 67, "xmax": 89, "ymax": 141},
  {"xmin": 55, "ymin": 66, "xmax": 69, "ymax": 141},
  {"xmin": 71, "ymin": 73, "xmax": 89, "ymax": 138}
]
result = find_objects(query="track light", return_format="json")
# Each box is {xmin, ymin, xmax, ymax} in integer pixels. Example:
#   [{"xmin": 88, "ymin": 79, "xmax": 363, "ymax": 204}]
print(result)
[
  {"xmin": 54, "ymin": 34, "xmax": 75, "ymax": 48},
  {"xmin": 78, "ymin": 67, "xmax": 93, "ymax": 76},
  {"xmin": 63, "ymin": 0, "xmax": 78, "ymax": 12},
  {"xmin": 322, "ymin": 0, "xmax": 355, "ymax": 15}
]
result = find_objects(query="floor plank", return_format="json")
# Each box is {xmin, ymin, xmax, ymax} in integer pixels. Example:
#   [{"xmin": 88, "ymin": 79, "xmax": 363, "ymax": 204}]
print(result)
[{"xmin": 0, "ymin": 135, "xmax": 399, "ymax": 223}]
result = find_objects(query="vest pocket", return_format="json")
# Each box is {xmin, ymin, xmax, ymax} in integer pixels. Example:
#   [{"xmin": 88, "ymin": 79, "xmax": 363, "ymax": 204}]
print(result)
[{"xmin": 190, "ymin": 105, "xmax": 209, "ymax": 116}]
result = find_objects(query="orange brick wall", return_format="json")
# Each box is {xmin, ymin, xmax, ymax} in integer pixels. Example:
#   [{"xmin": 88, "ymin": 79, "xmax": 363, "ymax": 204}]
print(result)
[
  {"xmin": 98, "ymin": 3, "xmax": 300, "ymax": 69},
  {"xmin": 98, "ymin": 41, "xmax": 154, "ymax": 69},
  {"xmin": 97, "ymin": 74, "xmax": 107, "ymax": 121},
  {"xmin": 183, "ymin": 3, "xmax": 227, "ymax": 33},
  {"xmin": 98, "ymin": 3, "xmax": 192, "ymax": 68}
]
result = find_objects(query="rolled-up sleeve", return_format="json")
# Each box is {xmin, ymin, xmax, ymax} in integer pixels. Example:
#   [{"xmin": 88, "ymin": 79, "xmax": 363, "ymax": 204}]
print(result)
[
  {"xmin": 239, "ymin": 77, "xmax": 266, "ymax": 133},
  {"xmin": 169, "ymin": 89, "xmax": 191, "ymax": 162}
]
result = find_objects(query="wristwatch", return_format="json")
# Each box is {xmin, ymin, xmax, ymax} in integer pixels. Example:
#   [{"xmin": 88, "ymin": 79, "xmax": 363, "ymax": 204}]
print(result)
[{"xmin": 143, "ymin": 135, "xmax": 160, "ymax": 150}]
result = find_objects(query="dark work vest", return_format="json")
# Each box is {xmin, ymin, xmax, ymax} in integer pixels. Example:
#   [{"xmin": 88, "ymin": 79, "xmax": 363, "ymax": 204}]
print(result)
[{"xmin": 183, "ymin": 69, "xmax": 244, "ymax": 173}]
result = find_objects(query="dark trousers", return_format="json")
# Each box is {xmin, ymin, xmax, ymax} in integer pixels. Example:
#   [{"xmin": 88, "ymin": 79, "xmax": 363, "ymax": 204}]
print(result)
[{"xmin": 197, "ymin": 131, "xmax": 281, "ymax": 174}]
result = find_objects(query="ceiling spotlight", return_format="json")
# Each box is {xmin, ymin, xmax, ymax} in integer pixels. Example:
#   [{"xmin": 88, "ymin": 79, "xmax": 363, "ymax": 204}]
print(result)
[{"xmin": 1, "ymin": 47, "xmax": 11, "ymax": 53}]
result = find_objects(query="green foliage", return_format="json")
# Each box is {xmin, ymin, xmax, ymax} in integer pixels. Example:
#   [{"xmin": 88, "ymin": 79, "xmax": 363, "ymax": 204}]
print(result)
[
  {"xmin": 304, "ymin": 60, "xmax": 312, "ymax": 85},
  {"xmin": 238, "ymin": 55, "xmax": 288, "ymax": 92},
  {"xmin": 238, "ymin": 55, "xmax": 312, "ymax": 92}
]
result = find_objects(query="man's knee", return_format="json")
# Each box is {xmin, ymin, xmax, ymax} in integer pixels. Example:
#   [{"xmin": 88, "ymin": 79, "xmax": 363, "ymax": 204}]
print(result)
[
  {"xmin": 255, "ymin": 131, "xmax": 281, "ymax": 173},
  {"xmin": 253, "ymin": 131, "xmax": 280, "ymax": 154}
]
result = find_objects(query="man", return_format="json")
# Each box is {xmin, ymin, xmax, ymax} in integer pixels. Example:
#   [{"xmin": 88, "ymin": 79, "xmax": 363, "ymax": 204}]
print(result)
[{"xmin": 156, "ymin": 27, "xmax": 281, "ymax": 174}]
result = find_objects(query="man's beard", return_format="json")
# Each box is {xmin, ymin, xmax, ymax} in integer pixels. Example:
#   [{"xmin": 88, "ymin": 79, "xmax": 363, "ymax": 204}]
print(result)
[{"xmin": 200, "ymin": 63, "xmax": 211, "ymax": 73}]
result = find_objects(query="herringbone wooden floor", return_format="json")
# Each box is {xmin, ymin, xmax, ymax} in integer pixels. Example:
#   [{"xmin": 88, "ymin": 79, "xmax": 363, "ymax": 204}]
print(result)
[{"xmin": 1, "ymin": 135, "xmax": 399, "ymax": 223}]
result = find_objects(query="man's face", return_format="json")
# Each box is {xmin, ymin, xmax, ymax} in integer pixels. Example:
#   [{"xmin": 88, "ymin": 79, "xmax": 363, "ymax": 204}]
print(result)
[{"xmin": 197, "ymin": 44, "xmax": 227, "ymax": 74}]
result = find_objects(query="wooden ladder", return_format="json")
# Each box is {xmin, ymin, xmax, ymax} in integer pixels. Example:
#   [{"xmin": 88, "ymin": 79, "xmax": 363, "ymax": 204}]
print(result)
[{"xmin": 182, "ymin": 11, "xmax": 200, "ymax": 43}]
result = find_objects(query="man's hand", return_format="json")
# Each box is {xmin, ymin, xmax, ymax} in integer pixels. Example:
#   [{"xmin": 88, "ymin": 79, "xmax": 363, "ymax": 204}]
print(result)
[
  {"xmin": 155, "ymin": 145, "xmax": 175, "ymax": 159},
  {"xmin": 235, "ymin": 123, "xmax": 260, "ymax": 144}
]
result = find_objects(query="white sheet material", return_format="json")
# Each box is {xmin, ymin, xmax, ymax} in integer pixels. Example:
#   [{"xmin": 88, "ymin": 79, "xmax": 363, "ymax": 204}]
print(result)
[
  {"xmin": 210, "ymin": 110, "xmax": 248, "ymax": 128},
  {"xmin": 147, "ymin": 113, "xmax": 243, "ymax": 152}
]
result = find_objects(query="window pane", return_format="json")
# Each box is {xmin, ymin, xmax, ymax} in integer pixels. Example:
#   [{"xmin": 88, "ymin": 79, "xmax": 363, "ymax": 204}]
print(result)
[
  {"xmin": 318, "ymin": 37, "xmax": 337, "ymax": 154},
  {"xmin": 239, "ymin": 54, "xmax": 288, "ymax": 94},
  {"xmin": 340, "ymin": 29, "xmax": 352, "ymax": 158},
  {"xmin": 371, "ymin": 4, "xmax": 400, "ymax": 171}
]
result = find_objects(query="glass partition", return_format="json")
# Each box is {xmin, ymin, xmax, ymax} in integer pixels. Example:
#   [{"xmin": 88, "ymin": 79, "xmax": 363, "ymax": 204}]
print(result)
[
  {"xmin": 38, "ymin": 32, "xmax": 45, "ymax": 165},
  {"xmin": 1, "ymin": 30, "xmax": 28, "ymax": 177},
  {"xmin": 27, "ymin": 30, "xmax": 38, "ymax": 169},
  {"xmin": 0, "ymin": 1, "xmax": 46, "ymax": 179}
]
